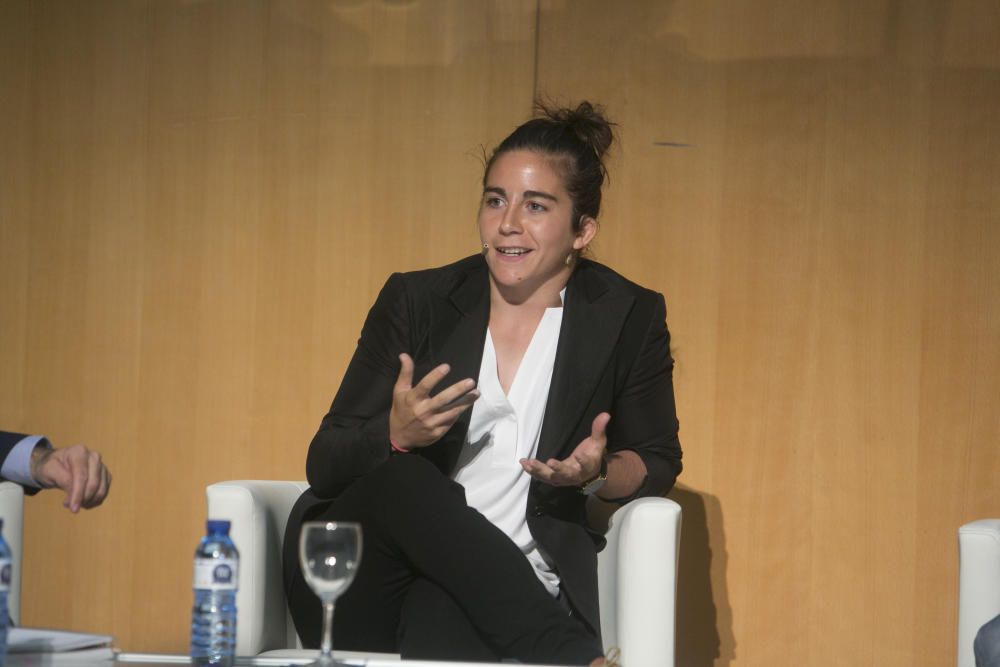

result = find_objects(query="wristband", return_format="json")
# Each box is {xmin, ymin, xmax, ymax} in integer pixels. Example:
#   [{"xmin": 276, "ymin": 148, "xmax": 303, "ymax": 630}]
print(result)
[{"xmin": 389, "ymin": 438, "xmax": 409, "ymax": 454}]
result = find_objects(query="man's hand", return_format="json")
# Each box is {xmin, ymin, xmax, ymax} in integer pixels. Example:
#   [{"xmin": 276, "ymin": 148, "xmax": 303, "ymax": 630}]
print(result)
[
  {"xmin": 31, "ymin": 444, "xmax": 112, "ymax": 513},
  {"xmin": 519, "ymin": 413, "xmax": 611, "ymax": 487},
  {"xmin": 388, "ymin": 353, "xmax": 480, "ymax": 450}
]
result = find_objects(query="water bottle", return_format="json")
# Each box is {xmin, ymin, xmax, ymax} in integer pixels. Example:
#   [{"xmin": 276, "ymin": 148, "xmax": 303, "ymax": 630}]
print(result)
[
  {"xmin": 0, "ymin": 519, "xmax": 10, "ymax": 665},
  {"xmin": 190, "ymin": 519, "xmax": 239, "ymax": 666}
]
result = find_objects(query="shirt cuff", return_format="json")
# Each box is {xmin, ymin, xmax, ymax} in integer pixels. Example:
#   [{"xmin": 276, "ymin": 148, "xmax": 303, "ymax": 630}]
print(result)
[{"xmin": 1, "ymin": 435, "xmax": 50, "ymax": 488}]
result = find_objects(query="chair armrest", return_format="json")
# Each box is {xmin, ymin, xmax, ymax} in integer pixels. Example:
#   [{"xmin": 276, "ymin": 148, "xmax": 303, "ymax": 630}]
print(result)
[
  {"xmin": 206, "ymin": 480, "xmax": 308, "ymax": 656},
  {"xmin": 598, "ymin": 496, "xmax": 681, "ymax": 667},
  {"xmin": 958, "ymin": 519, "xmax": 1000, "ymax": 667},
  {"xmin": 0, "ymin": 482, "xmax": 24, "ymax": 625}
]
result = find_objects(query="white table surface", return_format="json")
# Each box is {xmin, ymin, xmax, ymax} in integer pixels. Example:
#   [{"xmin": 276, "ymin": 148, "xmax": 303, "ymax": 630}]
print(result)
[{"xmin": 116, "ymin": 653, "xmax": 568, "ymax": 667}]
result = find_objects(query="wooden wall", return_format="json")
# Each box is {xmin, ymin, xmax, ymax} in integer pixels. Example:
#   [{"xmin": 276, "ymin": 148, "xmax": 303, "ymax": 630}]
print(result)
[{"xmin": 1, "ymin": 1, "xmax": 997, "ymax": 664}]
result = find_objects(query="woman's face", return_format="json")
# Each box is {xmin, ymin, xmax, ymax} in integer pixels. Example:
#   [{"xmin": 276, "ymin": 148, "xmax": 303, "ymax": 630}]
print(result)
[{"xmin": 478, "ymin": 149, "xmax": 595, "ymax": 302}]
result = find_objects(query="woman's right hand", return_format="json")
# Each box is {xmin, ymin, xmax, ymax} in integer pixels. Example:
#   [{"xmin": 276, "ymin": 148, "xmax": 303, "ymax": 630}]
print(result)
[{"xmin": 388, "ymin": 353, "xmax": 480, "ymax": 450}]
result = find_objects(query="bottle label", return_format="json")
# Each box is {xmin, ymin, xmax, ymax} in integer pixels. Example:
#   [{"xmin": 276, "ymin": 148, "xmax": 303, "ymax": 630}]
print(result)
[
  {"xmin": 193, "ymin": 558, "xmax": 238, "ymax": 590},
  {"xmin": 0, "ymin": 558, "xmax": 10, "ymax": 592}
]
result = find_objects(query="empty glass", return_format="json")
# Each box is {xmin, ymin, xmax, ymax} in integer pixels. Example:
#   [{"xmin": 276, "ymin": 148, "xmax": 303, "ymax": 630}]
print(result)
[{"xmin": 299, "ymin": 521, "xmax": 363, "ymax": 665}]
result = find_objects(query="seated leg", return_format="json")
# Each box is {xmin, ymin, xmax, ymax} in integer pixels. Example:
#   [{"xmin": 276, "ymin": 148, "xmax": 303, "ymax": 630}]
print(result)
[
  {"xmin": 399, "ymin": 577, "xmax": 500, "ymax": 661},
  {"xmin": 283, "ymin": 454, "xmax": 602, "ymax": 664}
]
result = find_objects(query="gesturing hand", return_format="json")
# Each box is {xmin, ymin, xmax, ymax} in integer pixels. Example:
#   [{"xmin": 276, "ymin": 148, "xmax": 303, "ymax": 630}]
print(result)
[
  {"xmin": 388, "ymin": 353, "xmax": 480, "ymax": 451},
  {"xmin": 519, "ymin": 412, "xmax": 611, "ymax": 487},
  {"xmin": 31, "ymin": 443, "xmax": 112, "ymax": 513}
]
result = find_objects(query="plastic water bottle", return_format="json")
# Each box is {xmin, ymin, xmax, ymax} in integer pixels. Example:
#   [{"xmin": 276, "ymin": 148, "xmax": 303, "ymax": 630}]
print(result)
[
  {"xmin": 0, "ymin": 519, "xmax": 11, "ymax": 665},
  {"xmin": 190, "ymin": 519, "xmax": 239, "ymax": 666}
]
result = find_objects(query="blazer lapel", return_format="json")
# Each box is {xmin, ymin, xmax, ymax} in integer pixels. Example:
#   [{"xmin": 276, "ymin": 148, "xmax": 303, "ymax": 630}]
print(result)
[
  {"xmin": 424, "ymin": 258, "xmax": 490, "ymax": 471},
  {"xmin": 536, "ymin": 262, "xmax": 634, "ymax": 462}
]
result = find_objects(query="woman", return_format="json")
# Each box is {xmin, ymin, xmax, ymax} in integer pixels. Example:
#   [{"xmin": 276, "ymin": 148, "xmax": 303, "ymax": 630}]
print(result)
[{"xmin": 283, "ymin": 102, "xmax": 682, "ymax": 666}]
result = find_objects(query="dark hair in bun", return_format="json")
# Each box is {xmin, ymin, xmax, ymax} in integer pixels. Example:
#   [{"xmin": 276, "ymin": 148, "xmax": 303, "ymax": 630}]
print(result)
[{"xmin": 484, "ymin": 101, "xmax": 616, "ymax": 232}]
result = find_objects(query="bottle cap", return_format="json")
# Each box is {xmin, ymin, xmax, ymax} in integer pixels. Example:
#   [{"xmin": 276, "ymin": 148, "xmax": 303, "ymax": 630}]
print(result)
[{"xmin": 206, "ymin": 519, "xmax": 231, "ymax": 535}]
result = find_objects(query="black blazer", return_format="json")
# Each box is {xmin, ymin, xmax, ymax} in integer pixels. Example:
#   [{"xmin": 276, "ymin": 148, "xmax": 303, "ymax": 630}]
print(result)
[{"xmin": 296, "ymin": 255, "xmax": 682, "ymax": 634}]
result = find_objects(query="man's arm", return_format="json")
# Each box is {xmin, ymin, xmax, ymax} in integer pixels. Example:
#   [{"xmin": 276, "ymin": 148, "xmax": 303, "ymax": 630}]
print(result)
[
  {"xmin": 0, "ymin": 431, "xmax": 46, "ymax": 492},
  {"xmin": 31, "ymin": 443, "xmax": 111, "ymax": 513},
  {"xmin": 0, "ymin": 430, "xmax": 111, "ymax": 512}
]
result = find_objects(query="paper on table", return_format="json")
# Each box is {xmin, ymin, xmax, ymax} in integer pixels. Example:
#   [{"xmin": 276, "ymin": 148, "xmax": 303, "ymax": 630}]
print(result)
[
  {"xmin": 7, "ymin": 645, "xmax": 116, "ymax": 665},
  {"xmin": 8, "ymin": 627, "xmax": 114, "ymax": 653}
]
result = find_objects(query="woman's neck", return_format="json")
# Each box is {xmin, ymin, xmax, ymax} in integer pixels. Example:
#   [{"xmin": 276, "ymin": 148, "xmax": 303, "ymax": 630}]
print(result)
[{"xmin": 488, "ymin": 269, "xmax": 570, "ymax": 313}]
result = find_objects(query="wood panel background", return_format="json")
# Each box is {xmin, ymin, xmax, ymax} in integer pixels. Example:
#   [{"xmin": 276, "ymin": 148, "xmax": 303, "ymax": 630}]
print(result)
[{"xmin": 0, "ymin": 1, "xmax": 997, "ymax": 664}]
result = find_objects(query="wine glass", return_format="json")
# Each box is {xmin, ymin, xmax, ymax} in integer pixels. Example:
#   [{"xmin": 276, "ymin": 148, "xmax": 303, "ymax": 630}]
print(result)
[{"xmin": 299, "ymin": 521, "xmax": 363, "ymax": 665}]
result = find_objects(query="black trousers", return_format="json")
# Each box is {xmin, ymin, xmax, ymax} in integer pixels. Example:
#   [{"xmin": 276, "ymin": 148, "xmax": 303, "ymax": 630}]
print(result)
[{"xmin": 282, "ymin": 454, "xmax": 602, "ymax": 665}]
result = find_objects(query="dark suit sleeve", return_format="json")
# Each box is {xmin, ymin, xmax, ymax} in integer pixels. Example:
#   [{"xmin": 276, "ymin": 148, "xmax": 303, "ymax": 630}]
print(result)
[
  {"xmin": 0, "ymin": 431, "xmax": 28, "ymax": 467},
  {"xmin": 606, "ymin": 293, "xmax": 682, "ymax": 501},
  {"xmin": 0, "ymin": 430, "xmax": 46, "ymax": 495},
  {"xmin": 305, "ymin": 274, "xmax": 409, "ymax": 498}
]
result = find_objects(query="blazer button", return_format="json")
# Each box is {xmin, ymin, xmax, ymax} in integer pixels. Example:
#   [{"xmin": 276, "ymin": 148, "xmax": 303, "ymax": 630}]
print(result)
[{"xmin": 532, "ymin": 505, "xmax": 545, "ymax": 517}]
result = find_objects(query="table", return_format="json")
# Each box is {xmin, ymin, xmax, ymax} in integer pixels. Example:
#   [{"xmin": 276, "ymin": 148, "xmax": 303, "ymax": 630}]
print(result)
[{"xmin": 115, "ymin": 654, "xmax": 569, "ymax": 667}]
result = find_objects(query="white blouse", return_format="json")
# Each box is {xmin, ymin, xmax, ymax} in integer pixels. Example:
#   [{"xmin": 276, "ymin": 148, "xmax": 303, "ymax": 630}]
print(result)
[{"xmin": 452, "ymin": 297, "xmax": 565, "ymax": 596}]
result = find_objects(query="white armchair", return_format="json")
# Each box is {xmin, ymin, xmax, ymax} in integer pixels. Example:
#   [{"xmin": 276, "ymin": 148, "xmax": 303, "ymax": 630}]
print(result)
[
  {"xmin": 206, "ymin": 480, "xmax": 682, "ymax": 667},
  {"xmin": 958, "ymin": 519, "xmax": 1000, "ymax": 667},
  {"xmin": 0, "ymin": 481, "xmax": 25, "ymax": 625}
]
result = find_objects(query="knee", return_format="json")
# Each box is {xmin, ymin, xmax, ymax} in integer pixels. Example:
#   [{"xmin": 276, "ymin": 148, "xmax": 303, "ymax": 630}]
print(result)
[
  {"xmin": 370, "ymin": 454, "xmax": 467, "ymax": 511},
  {"xmin": 379, "ymin": 454, "xmax": 451, "ymax": 492},
  {"xmin": 382, "ymin": 452, "xmax": 440, "ymax": 478}
]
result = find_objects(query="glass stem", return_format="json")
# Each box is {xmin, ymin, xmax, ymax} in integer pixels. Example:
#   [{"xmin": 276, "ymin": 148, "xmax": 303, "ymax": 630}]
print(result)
[{"xmin": 320, "ymin": 600, "xmax": 335, "ymax": 659}]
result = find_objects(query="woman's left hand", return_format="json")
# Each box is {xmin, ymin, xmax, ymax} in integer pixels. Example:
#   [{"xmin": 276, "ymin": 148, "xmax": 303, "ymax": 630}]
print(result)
[{"xmin": 519, "ymin": 412, "xmax": 610, "ymax": 487}]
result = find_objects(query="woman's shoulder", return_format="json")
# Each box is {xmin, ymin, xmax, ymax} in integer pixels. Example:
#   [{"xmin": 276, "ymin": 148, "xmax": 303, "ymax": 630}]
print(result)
[
  {"xmin": 399, "ymin": 254, "xmax": 483, "ymax": 281},
  {"xmin": 376, "ymin": 255, "xmax": 486, "ymax": 309},
  {"xmin": 573, "ymin": 258, "xmax": 665, "ymax": 303},
  {"xmin": 389, "ymin": 255, "xmax": 484, "ymax": 294}
]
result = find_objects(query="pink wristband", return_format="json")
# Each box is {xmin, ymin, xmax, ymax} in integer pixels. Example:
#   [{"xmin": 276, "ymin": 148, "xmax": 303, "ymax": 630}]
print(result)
[{"xmin": 389, "ymin": 438, "xmax": 409, "ymax": 454}]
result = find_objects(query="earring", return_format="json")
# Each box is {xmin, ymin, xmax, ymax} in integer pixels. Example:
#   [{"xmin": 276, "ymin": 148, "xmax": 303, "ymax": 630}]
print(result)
[
  {"xmin": 565, "ymin": 252, "xmax": 575, "ymax": 266},
  {"xmin": 482, "ymin": 243, "xmax": 489, "ymax": 256}
]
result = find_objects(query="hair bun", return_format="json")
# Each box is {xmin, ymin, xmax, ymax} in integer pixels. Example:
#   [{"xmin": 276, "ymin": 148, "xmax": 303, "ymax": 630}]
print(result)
[{"xmin": 535, "ymin": 100, "xmax": 615, "ymax": 161}]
